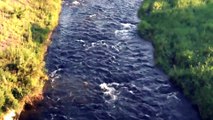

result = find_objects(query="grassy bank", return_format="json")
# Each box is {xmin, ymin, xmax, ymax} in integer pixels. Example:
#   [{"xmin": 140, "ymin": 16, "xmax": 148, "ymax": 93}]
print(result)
[
  {"xmin": 138, "ymin": 0, "xmax": 213, "ymax": 119},
  {"xmin": 0, "ymin": 0, "xmax": 61, "ymax": 117}
]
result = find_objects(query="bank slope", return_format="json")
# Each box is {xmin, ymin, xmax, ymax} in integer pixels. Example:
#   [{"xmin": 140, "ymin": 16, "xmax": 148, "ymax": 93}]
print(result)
[
  {"xmin": 138, "ymin": 0, "xmax": 213, "ymax": 119},
  {"xmin": 0, "ymin": 0, "xmax": 61, "ymax": 118}
]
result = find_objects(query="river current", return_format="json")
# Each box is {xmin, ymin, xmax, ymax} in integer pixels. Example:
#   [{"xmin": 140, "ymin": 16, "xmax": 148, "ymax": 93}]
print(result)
[{"xmin": 20, "ymin": 0, "xmax": 200, "ymax": 120}]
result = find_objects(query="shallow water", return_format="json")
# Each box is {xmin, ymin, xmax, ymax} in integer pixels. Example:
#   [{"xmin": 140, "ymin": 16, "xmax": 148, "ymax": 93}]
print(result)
[{"xmin": 20, "ymin": 0, "xmax": 200, "ymax": 120}]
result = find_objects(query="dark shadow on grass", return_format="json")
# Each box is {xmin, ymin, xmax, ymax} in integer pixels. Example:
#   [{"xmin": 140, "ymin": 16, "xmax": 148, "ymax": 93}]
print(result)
[{"xmin": 31, "ymin": 24, "xmax": 50, "ymax": 44}]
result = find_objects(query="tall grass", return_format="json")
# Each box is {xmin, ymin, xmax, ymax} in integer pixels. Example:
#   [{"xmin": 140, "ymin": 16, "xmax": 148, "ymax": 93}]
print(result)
[
  {"xmin": 0, "ymin": 0, "xmax": 61, "ymax": 116},
  {"xmin": 138, "ymin": 0, "xmax": 213, "ymax": 119}
]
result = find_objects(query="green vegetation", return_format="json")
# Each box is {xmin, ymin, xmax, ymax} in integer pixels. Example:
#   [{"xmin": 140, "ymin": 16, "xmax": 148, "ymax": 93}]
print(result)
[
  {"xmin": 0, "ymin": 0, "xmax": 61, "ymax": 117},
  {"xmin": 138, "ymin": 0, "xmax": 213, "ymax": 119}
]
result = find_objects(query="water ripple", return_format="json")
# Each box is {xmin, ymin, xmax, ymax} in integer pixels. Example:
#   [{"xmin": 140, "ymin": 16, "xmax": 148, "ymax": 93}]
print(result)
[{"xmin": 20, "ymin": 0, "xmax": 200, "ymax": 120}]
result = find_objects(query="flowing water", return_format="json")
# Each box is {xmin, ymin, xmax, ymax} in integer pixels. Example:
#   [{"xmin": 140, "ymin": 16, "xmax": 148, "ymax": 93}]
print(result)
[{"xmin": 20, "ymin": 0, "xmax": 200, "ymax": 120}]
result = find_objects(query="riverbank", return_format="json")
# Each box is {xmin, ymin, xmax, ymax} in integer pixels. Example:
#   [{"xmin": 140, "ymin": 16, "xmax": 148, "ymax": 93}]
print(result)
[
  {"xmin": 0, "ymin": 0, "xmax": 61, "ymax": 119},
  {"xmin": 138, "ymin": 0, "xmax": 213, "ymax": 119}
]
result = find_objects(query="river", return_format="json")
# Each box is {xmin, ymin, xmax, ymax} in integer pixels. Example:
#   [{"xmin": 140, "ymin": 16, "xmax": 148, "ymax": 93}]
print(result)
[{"xmin": 20, "ymin": 0, "xmax": 200, "ymax": 120}]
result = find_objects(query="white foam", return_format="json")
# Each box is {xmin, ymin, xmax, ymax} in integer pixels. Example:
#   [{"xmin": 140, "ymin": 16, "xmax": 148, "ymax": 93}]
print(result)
[
  {"xmin": 50, "ymin": 114, "xmax": 57, "ymax": 120},
  {"xmin": 167, "ymin": 92, "xmax": 180, "ymax": 101},
  {"xmin": 100, "ymin": 83, "xmax": 118, "ymax": 101},
  {"xmin": 121, "ymin": 23, "xmax": 133, "ymax": 29},
  {"xmin": 129, "ymin": 90, "xmax": 134, "ymax": 94},
  {"xmin": 49, "ymin": 69, "xmax": 62, "ymax": 78},
  {"xmin": 144, "ymin": 114, "xmax": 151, "ymax": 118},
  {"xmin": 111, "ymin": 45, "xmax": 120, "ymax": 52},
  {"xmin": 72, "ymin": 1, "xmax": 80, "ymax": 5},
  {"xmin": 115, "ymin": 30, "xmax": 129, "ymax": 35},
  {"xmin": 85, "ymin": 40, "xmax": 112, "ymax": 51},
  {"xmin": 89, "ymin": 14, "xmax": 97, "ymax": 18},
  {"xmin": 110, "ymin": 82, "xmax": 120, "ymax": 86},
  {"xmin": 155, "ymin": 84, "xmax": 171, "ymax": 91},
  {"xmin": 142, "ymin": 85, "xmax": 152, "ymax": 92},
  {"xmin": 114, "ymin": 30, "xmax": 132, "ymax": 39},
  {"xmin": 76, "ymin": 39, "xmax": 85, "ymax": 43}
]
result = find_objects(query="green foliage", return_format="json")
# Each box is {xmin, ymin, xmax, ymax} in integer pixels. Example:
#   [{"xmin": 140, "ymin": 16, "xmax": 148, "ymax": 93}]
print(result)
[
  {"xmin": 31, "ymin": 24, "xmax": 50, "ymax": 44},
  {"xmin": 138, "ymin": 0, "xmax": 213, "ymax": 119},
  {"xmin": 0, "ymin": 0, "xmax": 61, "ymax": 116}
]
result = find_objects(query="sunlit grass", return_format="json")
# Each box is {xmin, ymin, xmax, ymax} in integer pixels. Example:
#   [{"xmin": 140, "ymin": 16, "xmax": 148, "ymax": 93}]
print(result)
[
  {"xmin": 138, "ymin": 0, "xmax": 213, "ymax": 119},
  {"xmin": 0, "ymin": 0, "xmax": 61, "ymax": 117}
]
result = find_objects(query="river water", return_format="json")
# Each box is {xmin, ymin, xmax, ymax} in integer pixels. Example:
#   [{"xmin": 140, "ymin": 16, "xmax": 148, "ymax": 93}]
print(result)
[{"xmin": 20, "ymin": 0, "xmax": 200, "ymax": 120}]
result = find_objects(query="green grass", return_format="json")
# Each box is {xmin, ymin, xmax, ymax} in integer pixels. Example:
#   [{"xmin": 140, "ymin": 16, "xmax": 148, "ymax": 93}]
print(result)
[
  {"xmin": 0, "ymin": 0, "xmax": 61, "ymax": 117},
  {"xmin": 138, "ymin": 0, "xmax": 213, "ymax": 119}
]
